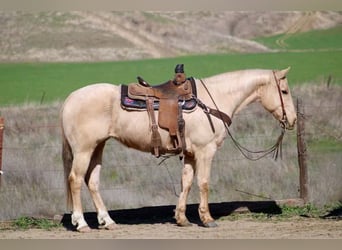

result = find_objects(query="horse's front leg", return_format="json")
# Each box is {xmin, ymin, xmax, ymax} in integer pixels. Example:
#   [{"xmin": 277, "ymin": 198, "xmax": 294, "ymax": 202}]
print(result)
[
  {"xmin": 175, "ymin": 156, "xmax": 195, "ymax": 226},
  {"xmin": 196, "ymin": 149, "xmax": 218, "ymax": 228}
]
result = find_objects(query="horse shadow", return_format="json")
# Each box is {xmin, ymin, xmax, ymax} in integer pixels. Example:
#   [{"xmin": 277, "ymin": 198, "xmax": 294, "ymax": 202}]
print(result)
[
  {"xmin": 61, "ymin": 200, "xmax": 282, "ymax": 230},
  {"xmin": 321, "ymin": 205, "xmax": 342, "ymax": 220}
]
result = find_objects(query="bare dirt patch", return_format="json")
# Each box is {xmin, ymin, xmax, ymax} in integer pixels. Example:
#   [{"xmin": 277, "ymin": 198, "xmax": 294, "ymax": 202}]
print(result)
[{"xmin": 1, "ymin": 218, "xmax": 341, "ymax": 239}]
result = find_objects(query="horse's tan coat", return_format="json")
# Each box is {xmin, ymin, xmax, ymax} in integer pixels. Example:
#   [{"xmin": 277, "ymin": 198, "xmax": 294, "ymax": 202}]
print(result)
[{"xmin": 61, "ymin": 68, "xmax": 296, "ymax": 231}]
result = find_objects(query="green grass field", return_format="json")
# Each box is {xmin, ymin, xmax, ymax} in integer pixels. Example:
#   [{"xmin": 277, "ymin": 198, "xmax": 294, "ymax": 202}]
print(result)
[
  {"xmin": 0, "ymin": 26, "xmax": 341, "ymax": 106},
  {"xmin": 0, "ymin": 50, "xmax": 341, "ymax": 106}
]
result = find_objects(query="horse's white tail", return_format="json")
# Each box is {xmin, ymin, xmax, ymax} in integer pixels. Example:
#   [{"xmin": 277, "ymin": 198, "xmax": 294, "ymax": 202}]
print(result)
[{"xmin": 62, "ymin": 125, "xmax": 73, "ymax": 210}]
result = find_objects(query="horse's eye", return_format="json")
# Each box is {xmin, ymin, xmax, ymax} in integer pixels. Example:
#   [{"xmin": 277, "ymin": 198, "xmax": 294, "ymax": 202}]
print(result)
[{"xmin": 281, "ymin": 90, "xmax": 288, "ymax": 95}]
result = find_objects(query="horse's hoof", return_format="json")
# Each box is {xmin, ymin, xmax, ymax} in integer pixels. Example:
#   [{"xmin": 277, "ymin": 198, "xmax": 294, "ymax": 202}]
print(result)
[
  {"xmin": 177, "ymin": 220, "xmax": 193, "ymax": 227},
  {"xmin": 103, "ymin": 222, "xmax": 117, "ymax": 230},
  {"xmin": 78, "ymin": 225, "xmax": 92, "ymax": 233},
  {"xmin": 203, "ymin": 221, "xmax": 218, "ymax": 228}
]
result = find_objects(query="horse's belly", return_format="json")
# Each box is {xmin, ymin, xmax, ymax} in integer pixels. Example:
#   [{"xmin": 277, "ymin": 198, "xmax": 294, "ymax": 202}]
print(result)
[{"xmin": 111, "ymin": 109, "xmax": 170, "ymax": 152}]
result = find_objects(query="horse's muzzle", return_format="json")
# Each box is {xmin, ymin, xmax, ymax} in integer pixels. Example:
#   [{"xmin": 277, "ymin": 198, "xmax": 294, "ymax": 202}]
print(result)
[{"xmin": 281, "ymin": 117, "xmax": 296, "ymax": 130}]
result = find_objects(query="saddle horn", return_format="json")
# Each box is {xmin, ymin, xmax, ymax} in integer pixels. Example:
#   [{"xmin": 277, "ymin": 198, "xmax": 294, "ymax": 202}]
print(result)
[
  {"xmin": 175, "ymin": 64, "xmax": 184, "ymax": 73},
  {"xmin": 137, "ymin": 76, "xmax": 151, "ymax": 87},
  {"xmin": 174, "ymin": 64, "xmax": 186, "ymax": 85}
]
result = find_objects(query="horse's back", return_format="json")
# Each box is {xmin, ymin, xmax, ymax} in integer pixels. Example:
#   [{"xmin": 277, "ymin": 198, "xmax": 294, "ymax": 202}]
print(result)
[{"xmin": 63, "ymin": 83, "xmax": 119, "ymax": 104}]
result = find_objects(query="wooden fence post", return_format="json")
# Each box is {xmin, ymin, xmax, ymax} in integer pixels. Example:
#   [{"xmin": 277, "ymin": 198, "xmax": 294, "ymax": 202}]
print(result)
[
  {"xmin": 0, "ymin": 117, "xmax": 4, "ymax": 186},
  {"xmin": 296, "ymin": 98, "xmax": 309, "ymax": 204}
]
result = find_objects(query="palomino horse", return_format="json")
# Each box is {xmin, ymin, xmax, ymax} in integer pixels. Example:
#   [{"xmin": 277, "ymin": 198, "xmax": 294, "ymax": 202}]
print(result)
[{"xmin": 61, "ymin": 68, "xmax": 296, "ymax": 232}]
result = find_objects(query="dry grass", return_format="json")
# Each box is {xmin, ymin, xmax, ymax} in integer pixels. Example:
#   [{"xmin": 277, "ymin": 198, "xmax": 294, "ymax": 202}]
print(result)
[{"xmin": 0, "ymin": 84, "xmax": 341, "ymax": 220}]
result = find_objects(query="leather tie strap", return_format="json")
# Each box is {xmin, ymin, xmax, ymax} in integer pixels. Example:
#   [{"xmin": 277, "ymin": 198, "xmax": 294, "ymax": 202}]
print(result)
[
  {"xmin": 146, "ymin": 97, "xmax": 162, "ymax": 157},
  {"xmin": 206, "ymin": 108, "xmax": 232, "ymax": 127},
  {"xmin": 195, "ymin": 96, "xmax": 232, "ymax": 133},
  {"xmin": 197, "ymin": 79, "xmax": 233, "ymax": 133}
]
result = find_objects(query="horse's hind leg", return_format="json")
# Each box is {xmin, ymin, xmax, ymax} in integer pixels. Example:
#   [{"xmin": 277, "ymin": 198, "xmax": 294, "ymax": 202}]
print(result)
[
  {"xmin": 85, "ymin": 141, "xmax": 116, "ymax": 230},
  {"xmin": 69, "ymin": 151, "xmax": 92, "ymax": 232}
]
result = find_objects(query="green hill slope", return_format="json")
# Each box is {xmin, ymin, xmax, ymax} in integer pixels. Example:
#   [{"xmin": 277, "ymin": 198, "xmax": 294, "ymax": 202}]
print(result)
[{"xmin": 255, "ymin": 26, "xmax": 342, "ymax": 50}]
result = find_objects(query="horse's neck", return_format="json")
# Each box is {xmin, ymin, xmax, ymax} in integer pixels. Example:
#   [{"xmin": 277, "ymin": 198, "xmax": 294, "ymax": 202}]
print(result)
[{"xmin": 200, "ymin": 70, "xmax": 270, "ymax": 117}]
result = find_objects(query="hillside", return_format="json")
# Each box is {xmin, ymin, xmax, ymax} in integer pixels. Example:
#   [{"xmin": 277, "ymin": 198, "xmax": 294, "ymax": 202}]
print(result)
[{"xmin": 0, "ymin": 11, "xmax": 341, "ymax": 62}]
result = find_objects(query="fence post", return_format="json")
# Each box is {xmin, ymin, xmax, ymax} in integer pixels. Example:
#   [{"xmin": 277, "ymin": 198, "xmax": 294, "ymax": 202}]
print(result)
[
  {"xmin": 0, "ymin": 117, "xmax": 4, "ymax": 186},
  {"xmin": 296, "ymin": 98, "xmax": 309, "ymax": 204}
]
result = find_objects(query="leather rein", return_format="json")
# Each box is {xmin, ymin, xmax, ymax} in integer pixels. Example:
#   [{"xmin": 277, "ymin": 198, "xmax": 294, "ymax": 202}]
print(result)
[
  {"xmin": 272, "ymin": 70, "xmax": 288, "ymax": 129},
  {"xmin": 197, "ymin": 71, "xmax": 287, "ymax": 160}
]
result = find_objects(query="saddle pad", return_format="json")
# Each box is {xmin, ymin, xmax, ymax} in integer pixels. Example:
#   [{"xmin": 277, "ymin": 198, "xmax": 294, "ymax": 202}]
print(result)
[{"xmin": 121, "ymin": 84, "xmax": 197, "ymax": 111}]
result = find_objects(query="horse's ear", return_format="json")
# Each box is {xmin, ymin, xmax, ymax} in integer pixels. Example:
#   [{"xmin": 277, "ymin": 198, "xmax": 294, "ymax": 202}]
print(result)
[
  {"xmin": 276, "ymin": 67, "xmax": 291, "ymax": 79},
  {"xmin": 280, "ymin": 67, "xmax": 291, "ymax": 77}
]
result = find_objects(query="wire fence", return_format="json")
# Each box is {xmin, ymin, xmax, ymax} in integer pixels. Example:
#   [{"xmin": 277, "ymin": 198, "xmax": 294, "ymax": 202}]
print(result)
[
  {"xmin": 0, "ymin": 118, "xmax": 295, "ymax": 189},
  {"xmin": 0, "ymin": 94, "xmax": 341, "ymax": 220}
]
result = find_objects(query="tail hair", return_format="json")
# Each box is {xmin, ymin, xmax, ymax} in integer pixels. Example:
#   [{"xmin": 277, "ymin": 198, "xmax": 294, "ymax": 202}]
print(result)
[{"xmin": 62, "ymin": 129, "xmax": 73, "ymax": 210}]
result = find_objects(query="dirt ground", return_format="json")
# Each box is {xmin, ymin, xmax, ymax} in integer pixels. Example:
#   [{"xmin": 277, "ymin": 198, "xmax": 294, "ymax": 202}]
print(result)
[
  {"xmin": 0, "ymin": 217, "xmax": 341, "ymax": 239},
  {"xmin": 1, "ymin": 202, "xmax": 341, "ymax": 239}
]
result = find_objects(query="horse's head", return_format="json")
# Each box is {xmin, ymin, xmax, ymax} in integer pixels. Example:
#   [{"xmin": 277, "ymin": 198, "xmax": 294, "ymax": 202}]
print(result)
[{"xmin": 260, "ymin": 67, "xmax": 297, "ymax": 130}]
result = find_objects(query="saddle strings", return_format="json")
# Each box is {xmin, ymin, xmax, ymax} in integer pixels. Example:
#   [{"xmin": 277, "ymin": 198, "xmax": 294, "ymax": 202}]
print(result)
[{"xmin": 198, "ymin": 79, "xmax": 285, "ymax": 161}]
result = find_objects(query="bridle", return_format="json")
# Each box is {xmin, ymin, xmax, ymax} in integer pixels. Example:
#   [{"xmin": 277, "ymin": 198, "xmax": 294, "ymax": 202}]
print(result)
[{"xmin": 272, "ymin": 70, "xmax": 288, "ymax": 129}]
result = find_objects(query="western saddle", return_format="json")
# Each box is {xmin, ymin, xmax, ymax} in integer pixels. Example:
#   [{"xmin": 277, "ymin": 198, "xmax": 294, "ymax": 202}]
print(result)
[{"xmin": 121, "ymin": 64, "xmax": 196, "ymax": 158}]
